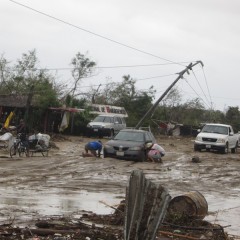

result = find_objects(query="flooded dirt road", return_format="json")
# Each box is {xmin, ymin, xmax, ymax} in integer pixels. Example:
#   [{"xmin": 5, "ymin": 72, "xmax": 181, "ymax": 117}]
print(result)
[{"xmin": 0, "ymin": 135, "xmax": 239, "ymax": 236}]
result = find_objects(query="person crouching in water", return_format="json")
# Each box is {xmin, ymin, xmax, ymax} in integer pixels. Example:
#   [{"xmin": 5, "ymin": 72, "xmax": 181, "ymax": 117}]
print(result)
[
  {"xmin": 146, "ymin": 142, "xmax": 165, "ymax": 163},
  {"xmin": 83, "ymin": 140, "xmax": 102, "ymax": 157}
]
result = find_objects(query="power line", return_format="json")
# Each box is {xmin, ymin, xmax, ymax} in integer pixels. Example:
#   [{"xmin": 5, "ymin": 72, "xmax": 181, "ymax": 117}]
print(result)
[
  {"xmin": 9, "ymin": 0, "xmax": 191, "ymax": 66},
  {"xmin": 191, "ymin": 69, "xmax": 212, "ymax": 107},
  {"xmin": 182, "ymin": 77, "xmax": 211, "ymax": 109},
  {"xmin": 50, "ymin": 73, "xmax": 176, "ymax": 92},
  {"xmin": 62, "ymin": 73, "xmax": 176, "ymax": 90},
  {"xmin": 1, "ymin": 62, "xmax": 192, "ymax": 72},
  {"xmin": 201, "ymin": 66, "xmax": 213, "ymax": 109},
  {"xmin": 0, "ymin": 72, "xmax": 175, "ymax": 95}
]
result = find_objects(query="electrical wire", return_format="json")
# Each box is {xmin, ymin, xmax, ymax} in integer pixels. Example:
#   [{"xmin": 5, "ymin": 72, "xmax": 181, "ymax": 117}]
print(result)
[
  {"xmin": 8, "ymin": 0, "xmax": 189, "ymax": 67},
  {"xmin": 0, "ymin": 75, "xmax": 171, "ymax": 95},
  {"xmin": 201, "ymin": 66, "xmax": 213, "ymax": 109},
  {"xmin": 191, "ymin": 69, "xmax": 212, "ymax": 108},
  {"xmin": 182, "ymin": 77, "xmax": 211, "ymax": 109},
  {"xmin": 1, "ymin": 62, "xmax": 192, "ymax": 72}
]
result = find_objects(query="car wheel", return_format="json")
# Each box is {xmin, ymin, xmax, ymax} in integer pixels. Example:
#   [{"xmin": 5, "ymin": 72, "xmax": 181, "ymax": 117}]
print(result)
[
  {"xmin": 103, "ymin": 150, "xmax": 108, "ymax": 158},
  {"xmin": 139, "ymin": 152, "xmax": 147, "ymax": 162},
  {"xmin": 231, "ymin": 142, "xmax": 238, "ymax": 153},
  {"xmin": 109, "ymin": 129, "xmax": 114, "ymax": 138},
  {"xmin": 194, "ymin": 144, "xmax": 201, "ymax": 152},
  {"xmin": 18, "ymin": 147, "xmax": 26, "ymax": 157},
  {"xmin": 10, "ymin": 145, "xmax": 16, "ymax": 158},
  {"xmin": 221, "ymin": 143, "xmax": 229, "ymax": 154}
]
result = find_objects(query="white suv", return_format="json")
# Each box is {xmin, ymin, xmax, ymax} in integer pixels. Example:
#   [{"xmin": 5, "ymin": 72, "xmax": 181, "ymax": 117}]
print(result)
[{"xmin": 87, "ymin": 114, "xmax": 126, "ymax": 138}]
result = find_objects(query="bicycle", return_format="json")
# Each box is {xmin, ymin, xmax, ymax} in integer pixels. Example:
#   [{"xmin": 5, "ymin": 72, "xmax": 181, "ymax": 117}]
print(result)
[{"xmin": 9, "ymin": 133, "xmax": 29, "ymax": 157}]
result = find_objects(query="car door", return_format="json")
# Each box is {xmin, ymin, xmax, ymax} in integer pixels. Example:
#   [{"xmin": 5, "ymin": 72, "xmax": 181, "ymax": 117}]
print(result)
[
  {"xmin": 117, "ymin": 117, "xmax": 124, "ymax": 131},
  {"xmin": 114, "ymin": 116, "xmax": 122, "ymax": 132},
  {"xmin": 112, "ymin": 116, "xmax": 119, "ymax": 132}
]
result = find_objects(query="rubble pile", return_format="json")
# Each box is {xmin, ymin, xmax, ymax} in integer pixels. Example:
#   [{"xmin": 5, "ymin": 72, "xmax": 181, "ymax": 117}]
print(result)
[{"xmin": 0, "ymin": 201, "xmax": 237, "ymax": 240}]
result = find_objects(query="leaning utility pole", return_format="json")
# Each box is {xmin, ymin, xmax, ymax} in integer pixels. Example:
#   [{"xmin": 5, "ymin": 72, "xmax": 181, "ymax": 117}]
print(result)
[{"xmin": 135, "ymin": 61, "xmax": 204, "ymax": 129}]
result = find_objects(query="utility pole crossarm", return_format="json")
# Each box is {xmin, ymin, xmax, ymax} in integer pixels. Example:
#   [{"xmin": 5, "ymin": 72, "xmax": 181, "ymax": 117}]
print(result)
[{"xmin": 135, "ymin": 61, "xmax": 202, "ymax": 129}]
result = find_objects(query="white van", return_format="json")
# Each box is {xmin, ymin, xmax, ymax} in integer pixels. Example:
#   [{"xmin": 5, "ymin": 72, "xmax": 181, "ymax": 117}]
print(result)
[{"xmin": 87, "ymin": 114, "xmax": 126, "ymax": 138}]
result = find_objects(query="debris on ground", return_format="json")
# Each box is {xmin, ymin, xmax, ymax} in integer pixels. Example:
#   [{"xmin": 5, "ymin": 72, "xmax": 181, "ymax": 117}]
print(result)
[{"xmin": 0, "ymin": 202, "xmax": 237, "ymax": 240}]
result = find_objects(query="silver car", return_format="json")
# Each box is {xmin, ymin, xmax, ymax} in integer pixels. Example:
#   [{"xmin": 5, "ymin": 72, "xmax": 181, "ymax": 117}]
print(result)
[{"xmin": 87, "ymin": 114, "xmax": 126, "ymax": 138}]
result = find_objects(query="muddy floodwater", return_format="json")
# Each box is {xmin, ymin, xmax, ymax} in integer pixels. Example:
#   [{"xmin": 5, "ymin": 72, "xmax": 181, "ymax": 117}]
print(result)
[{"xmin": 0, "ymin": 135, "xmax": 239, "ymax": 236}]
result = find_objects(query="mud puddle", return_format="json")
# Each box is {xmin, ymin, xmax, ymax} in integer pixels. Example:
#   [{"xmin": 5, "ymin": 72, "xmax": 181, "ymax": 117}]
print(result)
[
  {"xmin": 0, "ymin": 191, "xmax": 122, "ymax": 215},
  {"xmin": 204, "ymin": 194, "xmax": 240, "ymax": 235},
  {"xmin": 0, "ymin": 188, "xmax": 124, "ymax": 226}
]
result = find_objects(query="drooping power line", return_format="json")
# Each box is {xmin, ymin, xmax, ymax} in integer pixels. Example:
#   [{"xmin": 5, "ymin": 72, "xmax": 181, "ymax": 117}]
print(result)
[{"xmin": 9, "ymin": 0, "xmax": 188, "ymax": 67}]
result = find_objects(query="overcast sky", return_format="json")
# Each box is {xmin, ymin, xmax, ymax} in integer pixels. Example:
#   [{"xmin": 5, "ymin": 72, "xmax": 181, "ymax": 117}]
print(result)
[{"xmin": 1, "ymin": 0, "xmax": 240, "ymax": 111}]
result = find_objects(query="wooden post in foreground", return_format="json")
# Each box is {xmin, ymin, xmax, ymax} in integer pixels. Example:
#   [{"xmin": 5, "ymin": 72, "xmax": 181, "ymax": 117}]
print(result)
[{"xmin": 124, "ymin": 170, "xmax": 171, "ymax": 240}]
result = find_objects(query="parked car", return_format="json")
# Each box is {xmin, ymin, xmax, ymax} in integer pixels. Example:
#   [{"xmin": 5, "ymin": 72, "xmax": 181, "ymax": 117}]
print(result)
[
  {"xmin": 87, "ymin": 114, "xmax": 126, "ymax": 138},
  {"xmin": 103, "ymin": 129, "xmax": 156, "ymax": 162},
  {"xmin": 194, "ymin": 123, "xmax": 239, "ymax": 154}
]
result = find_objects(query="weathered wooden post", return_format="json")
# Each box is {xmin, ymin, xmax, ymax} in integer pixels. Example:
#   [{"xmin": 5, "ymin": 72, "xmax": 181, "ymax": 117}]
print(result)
[{"xmin": 124, "ymin": 170, "xmax": 171, "ymax": 240}]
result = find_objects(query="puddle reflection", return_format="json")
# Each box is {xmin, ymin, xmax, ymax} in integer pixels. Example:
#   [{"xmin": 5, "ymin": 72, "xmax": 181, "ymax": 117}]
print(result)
[{"xmin": 0, "ymin": 190, "xmax": 124, "ymax": 217}]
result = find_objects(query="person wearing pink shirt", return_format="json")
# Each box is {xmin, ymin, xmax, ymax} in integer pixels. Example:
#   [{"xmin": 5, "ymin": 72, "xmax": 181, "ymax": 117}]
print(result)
[{"xmin": 146, "ymin": 142, "xmax": 165, "ymax": 163}]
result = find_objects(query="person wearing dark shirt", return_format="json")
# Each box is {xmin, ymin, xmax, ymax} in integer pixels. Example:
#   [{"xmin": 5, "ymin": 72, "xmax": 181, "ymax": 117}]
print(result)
[
  {"xmin": 16, "ymin": 119, "xmax": 29, "ymax": 156},
  {"xmin": 16, "ymin": 119, "xmax": 28, "ymax": 134}
]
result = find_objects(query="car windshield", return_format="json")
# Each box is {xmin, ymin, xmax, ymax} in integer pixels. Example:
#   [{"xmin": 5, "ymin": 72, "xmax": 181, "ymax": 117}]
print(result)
[
  {"xmin": 93, "ymin": 116, "xmax": 112, "ymax": 123},
  {"xmin": 202, "ymin": 125, "xmax": 228, "ymax": 135},
  {"xmin": 114, "ymin": 131, "xmax": 144, "ymax": 142}
]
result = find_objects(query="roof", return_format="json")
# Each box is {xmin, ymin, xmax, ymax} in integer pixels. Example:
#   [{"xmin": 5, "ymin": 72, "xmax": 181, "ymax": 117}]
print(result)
[
  {"xmin": 95, "ymin": 114, "xmax": 125, "ymax": 117},
  {"xmin": 204, "ymin": 123, "xmax": 231, "ymax": 128},
  {"xmin": 89, "ymin": 104, "xmax": 128, "ymax": 117},
  {"xmin": 48, "ymin": 107, "xmax": 85, "ymax": 113},
  {"xmin": 0, "ymin": 95, "xmax": 38, "ymax": 108}
]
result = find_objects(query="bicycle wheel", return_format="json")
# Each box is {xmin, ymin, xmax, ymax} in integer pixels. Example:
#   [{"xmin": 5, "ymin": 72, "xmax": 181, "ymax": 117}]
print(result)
[
  {"xmin": 18, "ymin": 146, "xmax": 28, "ymax": 157},
  {"xmin": 10, "ymin": 145, "xmax": 17, "ymax": 158},
  {"xmin": 40, "ymin": 143, "xmax": 49, "ymax": 157},
  {"xmin": 41, "ymin": 150, "xmax": 48, "ymax": 157}
]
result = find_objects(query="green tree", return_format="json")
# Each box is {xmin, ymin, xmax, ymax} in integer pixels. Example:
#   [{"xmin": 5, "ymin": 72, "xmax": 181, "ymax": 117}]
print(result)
[
  {"xmin": 0, "ymin": 50, "xmax": 60, "ymax": 104},
  {"xmin": 0, "ymin": 54, "xmax": 13, "ymax": 92},
  {"xmin": 163, "ymin": 87, "xmax": 182, "ymax": 107},
  {"xmin": 225, "ymin": 106, "xmax": 240, "ymax": 131},
  {"xmin": 68, "ymin": 52, "xmax": 96, "ymax": 106},
  {"xmin": 181, "ymin": 98, "xmax": 205, "ymax": 125},
  {"xmin": 210, "ymin": 110, "xmax": 225, "ymax": 123},
  {"xmin": 0, "ymin": 50, "xmax": 61, "ymax": 130},
  {"xmin": 155, "ymin": 87, "xmax": 183, "ymax": 122}
]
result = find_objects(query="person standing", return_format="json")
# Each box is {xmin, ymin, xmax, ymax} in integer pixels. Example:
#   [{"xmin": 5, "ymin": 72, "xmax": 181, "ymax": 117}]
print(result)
[
  {"xmin": 16, "ymin": 119, "xmax": 30, "ymax": 156},
  {"xmin": 83, "ymin": 140, "xmax": 102, "ymax": 157}
]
